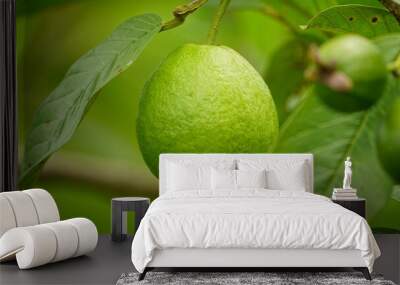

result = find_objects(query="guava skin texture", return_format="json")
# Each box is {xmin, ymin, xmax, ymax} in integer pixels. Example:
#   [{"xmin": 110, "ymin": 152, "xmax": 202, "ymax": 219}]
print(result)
[
  {"xmin": 316, "ymin": 34, "xmax": 387, "ymax": 112},
  {"xmin": 377, "ymin": 97, "xmax": 400, "ymax": 182},
  {"xmin": 137, "ymin": 44, "xmax": 279, "ymax": 176}
]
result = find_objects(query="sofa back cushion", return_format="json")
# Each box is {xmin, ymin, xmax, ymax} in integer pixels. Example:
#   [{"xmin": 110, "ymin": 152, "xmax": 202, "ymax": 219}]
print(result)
[{"xmin": 0, "ymin": 189, "xmax": 60, "ymax": 238}]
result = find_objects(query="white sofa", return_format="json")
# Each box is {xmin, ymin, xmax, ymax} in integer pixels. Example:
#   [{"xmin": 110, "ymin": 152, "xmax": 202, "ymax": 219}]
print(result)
[{"xmin": 0, "ymin": 189, "xmax": 98, "ymax": 269}]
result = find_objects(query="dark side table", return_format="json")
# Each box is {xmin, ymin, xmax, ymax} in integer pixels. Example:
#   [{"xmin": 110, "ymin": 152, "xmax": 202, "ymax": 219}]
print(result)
[
  {"xmin": 111, "ymin": 197, "xmax": 150, "ymax": 242},
  {"xmin": 332, "ymin": 198, "xmax": 366, "ymax": 218}
]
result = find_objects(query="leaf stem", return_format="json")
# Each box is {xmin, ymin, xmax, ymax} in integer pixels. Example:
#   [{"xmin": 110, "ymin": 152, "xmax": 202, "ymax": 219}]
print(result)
[
  {"xmin": 161, "ymin": 0, "xmax": 208, "ymax": 32},
  {"xmin": 206, "ymin": 0, "xmax": 231, "ymax": 44}
]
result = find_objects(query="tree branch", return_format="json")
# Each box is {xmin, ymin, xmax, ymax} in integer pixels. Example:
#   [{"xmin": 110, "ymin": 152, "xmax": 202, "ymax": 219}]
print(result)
[
  {"xmin": 379, "ymin": 0, "xmax": 400, "ymax": 23},
  {"xmin": 258, "ymin": 5, "xmax": 299, "ymax": 34},
  {"xmin": 160, "ymin": 0, "xmax": 208, "ymax": 32},
  {"xmin": 283, "ymin": 0, "xmax": 313, "ymax": 19}
]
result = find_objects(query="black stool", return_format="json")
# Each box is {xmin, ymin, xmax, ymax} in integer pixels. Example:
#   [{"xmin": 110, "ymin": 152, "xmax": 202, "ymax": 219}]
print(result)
[{"xmin": 111, "ymin": 197, "xmax": 150, "ymax": 242}]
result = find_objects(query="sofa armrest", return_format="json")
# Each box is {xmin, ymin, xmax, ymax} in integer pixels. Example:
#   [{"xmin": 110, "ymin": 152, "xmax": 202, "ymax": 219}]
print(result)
[{"xmin": 0, "ymin": 218, "xmax": 98, "ymax": 269}]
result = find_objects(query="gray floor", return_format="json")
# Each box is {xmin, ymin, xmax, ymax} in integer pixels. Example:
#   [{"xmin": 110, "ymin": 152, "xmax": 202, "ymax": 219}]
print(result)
[
  {"xmin": 1, "ymin": 234, "xmax": 398, "ymax": 285},
  {"xmin": 373, "ymin": 234, "xmax": 400, "ymax": 284},
  {"xmin": 0, "ymin": 235, "xmax": 134, "ymax": 285}
]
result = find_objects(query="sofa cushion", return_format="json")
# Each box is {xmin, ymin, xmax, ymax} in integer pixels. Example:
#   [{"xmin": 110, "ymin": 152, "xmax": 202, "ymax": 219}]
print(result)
[
  {"xmin": 24, "ymin": 189, "xmax": 60, "ymax": 224},
  {"xmin": 0, "ymin": 218, "xmax": 97, "ymax": 269},
  {"xmin": 0, "ymin": 196, "xmax": 17, "ymax": 237}
]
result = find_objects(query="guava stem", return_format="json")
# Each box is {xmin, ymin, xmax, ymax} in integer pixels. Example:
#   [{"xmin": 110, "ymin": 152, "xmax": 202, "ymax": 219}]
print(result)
[{"xmin": 206, "ymin": 0, "xmax": 231, "ymax": 44}]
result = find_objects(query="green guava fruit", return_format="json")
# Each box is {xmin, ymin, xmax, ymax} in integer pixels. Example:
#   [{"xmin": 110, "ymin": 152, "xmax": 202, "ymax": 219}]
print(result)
[
  {"xmin": 316, "ymin": 34, "xmax": 387, "ymax": 112},
  {"xmin": 137, "ymin": 44, "xmax": 279, "ymax": 176},
  {"xmin": 377, "ymin": 97, "xmax": 400, "ymax": 182}
]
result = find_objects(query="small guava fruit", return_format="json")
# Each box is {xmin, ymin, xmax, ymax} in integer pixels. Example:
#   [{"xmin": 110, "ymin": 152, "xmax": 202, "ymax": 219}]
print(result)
[
  {"xmin": 377, "ymin": 97, "xmax": 400, "ymax": 182},
  {"xmin": 315, "ymin": 34, "xmax": 387, "ymax": 112},
  {"xmin": 137, "ymin": 44, "xmax": 279, "ymax": 176}
]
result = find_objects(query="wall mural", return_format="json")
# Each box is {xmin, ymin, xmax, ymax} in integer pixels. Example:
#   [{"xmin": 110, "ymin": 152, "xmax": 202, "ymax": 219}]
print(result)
[{"xmin": 17, "ymin": 0, "xmax": 400, "ymax": 233}]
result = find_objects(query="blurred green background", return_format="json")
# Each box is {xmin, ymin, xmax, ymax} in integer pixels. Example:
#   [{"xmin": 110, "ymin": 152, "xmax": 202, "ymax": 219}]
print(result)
[{"xmin": 17, "ymin": 0, "xmax": 399, "ymax": 233}]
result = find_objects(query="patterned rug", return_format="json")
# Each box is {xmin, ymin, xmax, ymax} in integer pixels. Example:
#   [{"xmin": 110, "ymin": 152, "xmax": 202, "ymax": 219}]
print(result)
[{"xmin": 116, "ymin": 271, "xmax": 396, "ymax": 285}]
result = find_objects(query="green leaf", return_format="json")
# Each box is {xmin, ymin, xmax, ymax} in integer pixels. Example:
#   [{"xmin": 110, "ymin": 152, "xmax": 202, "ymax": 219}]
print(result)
[
  {"xmin": 272, "ymin": 77, "xmax": 399, "ymax": 219},
  {"xmin": 290, "ymin": 0, "xmax": 338, "ymax": 16},
  {"xmin": 337, "ymin": 0, "xmax": 386, "ymax": 8},
  {"xmin": 392, "ymin": 185, "xmax": 400, "ymax": 202},
  {"xmin": 265, "ymin": 37, "xmax": 312, "ymax": 124},
  {"xmin": 374, "ymin": 33, "xmax": 400, "ymax": 63},
  {"xmin": 261, "ymin": 0, "xmax": 338, "ymax": 26},
  {"xmin": 306, "ymin": 4, "xmax": 400, "ymax": 37},
  {"xmin": 20, "ymin": 14, "xmax": 162, "ymax": 186},
  {"xmin": 264, "ymin": 32, "xmax": 325, "ymax": 125}
]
